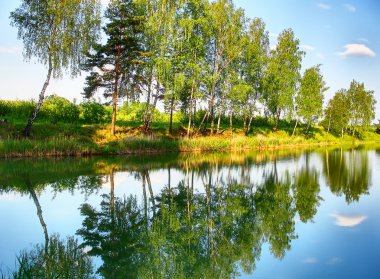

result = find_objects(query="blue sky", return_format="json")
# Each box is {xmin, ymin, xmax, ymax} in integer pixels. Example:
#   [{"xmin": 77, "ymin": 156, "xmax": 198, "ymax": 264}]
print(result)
[{"xmin": 0, "ymin": 0, "xmax": 379, "ymax": 120}]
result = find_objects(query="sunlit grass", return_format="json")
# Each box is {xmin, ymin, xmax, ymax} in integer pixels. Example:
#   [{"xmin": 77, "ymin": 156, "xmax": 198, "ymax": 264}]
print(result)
[{"xmin": 0, "ymin": 117, "xmax": 379, "ymax": 157}]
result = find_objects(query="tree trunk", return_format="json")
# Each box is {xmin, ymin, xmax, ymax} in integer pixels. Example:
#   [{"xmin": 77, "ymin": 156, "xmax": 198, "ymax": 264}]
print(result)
[
  {"xmin": 305, "ymin": 120, "xmax": 311, "ymax": 135},
  {"xmin": 216, "ymin": 109, "xmax": 222, "ymax": 134},
  {"xmin": 144, "ymin": 81, "xmax": 160, "ymax": 132},
  {"xmin": 111, "ymin": 45, "xmax": 121, "ymax": 136},
  {"xmin": 197, "ymin": 110, "xmax": 209, "ymax": 134},
  {"xmin": 22, "ymin": 58, "xmax": 53, "ymax": 137},
  {"xmin": 327, "ymin": 113, "xmax": 331, "ymax": 134},
  {"xmin": 246, "ymin": 113, "xmax": 254, "ymax": 136},
  {"xmin": 169, "ymin": 96, "xmax": 174, "ymax": 135},
  {"xmin": 109, "ymin": 167, "xmax": 116, "ymax": 257},
  {"xmin": 187, "ymin": 80, "xmax": 195, "ymax": 138},
  {"xmin": 142, "ymin": 172, "xmax": 148, "ymax": 223},
  {"xmin": 145, "ymin": 170, "xmax": 155, "ymax": 215},
  {"xmin": 210, "ymin": 93, "xmax": 215, "ymax": 134},
  {"xmin": 229, "ymin": 110, "xmax": 233, "ymax": 136},
  {"xmin": 292, "ymin": 118, "xmax": 298, "ymax": 136},
  {"xmin": 28, "ymin": 184, "xmax": 49, "ymax": 254},
  {"xmin": 273, "ymin": 109, "xmax": 281, "ymax": 131},
  {"xmin": 143, "ymin": 75, "xmax": 153, "ymax": 127},
  {"xmin": 243, "ymin": 114, "xmax": 247, "ymax": 132},
  {"xmin": 193, "ymin": 101, "xmax": 197, "ymax": 129},
  {"xmin": 209, "ymin": 47, "xmax": 221, "ymax": 135}
]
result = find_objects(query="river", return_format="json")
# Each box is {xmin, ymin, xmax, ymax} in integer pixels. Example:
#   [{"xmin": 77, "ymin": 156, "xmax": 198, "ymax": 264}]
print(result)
[{"xmin": 0, "ymin": 146, "xmax": 379, "ymax": 278}]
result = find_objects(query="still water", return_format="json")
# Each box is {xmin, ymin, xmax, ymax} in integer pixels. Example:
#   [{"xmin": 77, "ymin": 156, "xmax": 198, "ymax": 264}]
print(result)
[{"xmin": 0, "ymin": 147, "xmax": 379, "ymax": 278}]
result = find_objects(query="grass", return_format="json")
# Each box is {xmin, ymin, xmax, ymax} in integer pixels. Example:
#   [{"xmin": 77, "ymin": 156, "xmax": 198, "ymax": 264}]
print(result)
[{"xmin": 0, "ymin": 117, "xmax": 379, "ymax": 158}]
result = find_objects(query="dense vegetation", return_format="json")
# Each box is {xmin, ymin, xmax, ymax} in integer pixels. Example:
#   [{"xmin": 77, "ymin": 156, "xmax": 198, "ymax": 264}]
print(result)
[{"xmin": 2, "ymin": 0, "xmax": 379, "ymax": 156}]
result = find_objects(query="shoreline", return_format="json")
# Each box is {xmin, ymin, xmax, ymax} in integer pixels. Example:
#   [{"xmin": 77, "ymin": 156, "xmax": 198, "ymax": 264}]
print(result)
[{"xmin": 1, "ymin": 134, "xmax": 379, "ymax": 159}]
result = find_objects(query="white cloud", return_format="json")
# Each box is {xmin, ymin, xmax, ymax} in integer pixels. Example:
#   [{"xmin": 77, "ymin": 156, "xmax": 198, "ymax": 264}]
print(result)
[
  {"xmin": 300, "ymin": 44, "xmax": 316, "ymax": 51},
  {"xmin": 317, "ymin": 3, "xmax": 331, "ymax": 10},
  {"xmin": 328, "ymin": 257, "xmax": 343, "ymax": 265},
  {"xmin": 358, "ymin": 38, "xmax": 369, "ymax": 43},
  {"xmin": 303, "ymin": 257, "xmax": 318, "ymax": 264},
  {"xmin": 330, "ymin": 213, "xmax": 368, "ymax": 227},
  {"xmin": 316, "ymin": 52, "xmax": 326, "ymax": 60},
  {"xmin": 344, "ymin": 3, "xmax": 356, "ymax": 12},
  {"xmin": 0, "ymin": 47, "xmax": 21, "ymax": 54},
  {"xmin": 337, "ymin": 44, "xmax": 376, "ymax": 57}
]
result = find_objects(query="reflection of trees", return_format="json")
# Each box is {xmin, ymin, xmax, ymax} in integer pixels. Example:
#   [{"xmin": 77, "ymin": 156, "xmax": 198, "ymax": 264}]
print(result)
[
  {"xmin": 293, "ymin": 152, "xmax": 322, "ymax": 223},
  {"xmin": 11, "ymin": 234, "xmax": 94, "ymax": 278},
  {"xmin": 3, "ymin": 148, "xmax": 369, "ymax": 278},
  {"xmin": 255, "ymin": 167, "xmax": 296, "ymax": 259},
  {"xmin": 78, "ymin": 158, "xmax": 322, "ymax": 278},
  {"xmin": 0, "ymin": 158, "xmax": 103, "ymax": 277},
  {"xmin": 323, "ymin": 148, "xmax": 371, "ymax": 203}
]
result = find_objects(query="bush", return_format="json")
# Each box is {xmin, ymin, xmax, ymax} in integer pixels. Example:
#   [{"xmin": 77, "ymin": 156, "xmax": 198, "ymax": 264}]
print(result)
[
  {"xmin": 80, "ymin": 101, "xmax": 110, "ymax": 124},
  {"xmin": 41, "ymin": 94, "xmax": 79, "ymax": 123},
  {"xmin": 0, "ymin": 100, "xmax": 35, "ymax": 119},
  {"xmin": 118, "ymin": 102, "xmax": 146, "ymax": 122}
]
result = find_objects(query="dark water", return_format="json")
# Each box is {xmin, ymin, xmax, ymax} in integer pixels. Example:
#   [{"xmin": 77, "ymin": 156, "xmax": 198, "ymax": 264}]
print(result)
[{"xmin": 0, "ymin": 147, "xmax": 379, "ymax": 278}]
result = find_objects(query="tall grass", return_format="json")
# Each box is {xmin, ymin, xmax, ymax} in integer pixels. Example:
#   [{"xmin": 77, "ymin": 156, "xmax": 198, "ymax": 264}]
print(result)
[{"xmin": 0, "ymin": 137, "xmax": 95, "ymax": 158}]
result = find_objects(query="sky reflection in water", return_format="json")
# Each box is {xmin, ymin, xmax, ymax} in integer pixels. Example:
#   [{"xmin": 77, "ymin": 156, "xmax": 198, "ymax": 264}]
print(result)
[{"xmin": 0, "ymin": 147, "xmax": 379, "ymax": 278}]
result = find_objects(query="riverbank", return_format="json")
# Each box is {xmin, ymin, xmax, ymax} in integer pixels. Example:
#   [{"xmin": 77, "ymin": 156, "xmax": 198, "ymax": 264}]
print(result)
[{"xmin": 1, "ymin": 121, "xmax": 380, "ymax": 158}]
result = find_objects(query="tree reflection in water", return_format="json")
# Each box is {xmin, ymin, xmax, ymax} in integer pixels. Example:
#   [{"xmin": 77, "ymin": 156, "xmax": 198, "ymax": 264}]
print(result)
[
  {"xmin": 323, "ymin": 147, "xmax": 371, "ymax": 203},
  {"xmin": 0, "ymin": 148, "xmax": 374, "ymax": 278},
  {"xmin": 77, "ymin": 154, "xmax": 323, "ymax": 278}
]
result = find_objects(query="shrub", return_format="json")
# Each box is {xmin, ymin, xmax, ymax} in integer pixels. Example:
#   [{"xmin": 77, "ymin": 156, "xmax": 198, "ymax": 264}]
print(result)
[
  {"xmin": 0, "ymin": 100, "xmax": 35, "ymax": 119},
  {"xmin": 41, "ymin": 94, "xmax": 79, "ymax": 123},
  {"xmin": 80, "ymin": 101, "xmax": 110, "ymax": 124},
  {"xmin": 119, "ymin": 102, "xmax": 146, "ymax": 122}
]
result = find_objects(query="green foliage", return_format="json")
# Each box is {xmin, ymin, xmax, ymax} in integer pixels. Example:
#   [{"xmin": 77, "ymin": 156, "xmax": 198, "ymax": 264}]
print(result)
[
  {"xmin": 296, "ymin": 65, "xmax": 327, "ymax": 128},
  {"xmin": 79, "ymin": 101, "xmax": 110, "ymax": 124},
  {"xmin": 12, "ymin": 234, "xmax": 95, "ymax": 279},
  {"xmin": 322, "ymin": 80, "xmax": 376, "ymax": 138},
  {"xmin": 322, "ymin": 89, "xmax": 350, "ymax": 136},
  {"xmin": 10, "ymin": 0, "xmax": 101, "ymax": 78},
  {"xmin": 0, "ymin": 100, "xmax": 35, "ymax": 120},
  {"xmin": 41, "ymin": 94, "xmax": 80, "ymax": 123},
  {"xmin": 119, "ymin": 102, "xmax": 147, "ymax": 122},
  {"xmin": 323, "ymin": 148, "xmax": 371, "ymax": 203},
  {"xmin": 346, "ymin": 80, "xmax": 376, "ymax": 129},
  {"xmin": 264, "ymin": 29, "xmax": 304, "ymax": 123},
  {"xmin": 10, "ymin": 0, "xmax": 102, "ymax": 136}
]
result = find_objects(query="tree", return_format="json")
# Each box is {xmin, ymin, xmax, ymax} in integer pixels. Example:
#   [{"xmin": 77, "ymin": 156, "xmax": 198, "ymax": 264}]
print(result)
[
  {"xmin": 204, "ymin": 0, "xmax": 246, "ymax": 134},
  {"xmin": 323, "ymin": 90, "xmax": 350, "ymax": 137},
  {"xmin": 179, "ymin": 0, "xmax": 209, "ymax": 137},
  {"xmin": 295, "ymin": 65, "xmax": 327, "ymax": 134},
  {"xmin": 346, "ymin": 80, "xmax": 376, "ymax": 135},
  {"xmin": 264, "ymin": 29, "xmax": 304, "ymax": 131},
  {"xmin": 82, "ymin": 0, "xmax": 142, "ymax": 135},
  {"xmin": 136, "ymin": 0, "xmax": 180, "ymax": 132},
  {"xmin": 240, "ymin": 17, "xmax": 269, "ymax": 135},
  {"xmin": 10, "ymin": 0, "xmax": 101, "ymax": 136}
]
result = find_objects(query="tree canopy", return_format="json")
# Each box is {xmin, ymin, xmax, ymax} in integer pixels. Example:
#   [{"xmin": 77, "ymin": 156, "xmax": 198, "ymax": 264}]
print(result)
[{"xmin": 10, "ymin": 0, "xmax": 101, "ymax": 136}]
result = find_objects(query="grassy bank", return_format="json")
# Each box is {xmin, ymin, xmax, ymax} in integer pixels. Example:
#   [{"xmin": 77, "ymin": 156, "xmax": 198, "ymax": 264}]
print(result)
[{"xmin": 1, "ymin": 119, "xmax": 380, "ymax": 158}]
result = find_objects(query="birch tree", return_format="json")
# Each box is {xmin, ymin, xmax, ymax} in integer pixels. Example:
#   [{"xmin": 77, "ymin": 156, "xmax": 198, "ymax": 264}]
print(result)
[{"xmin": 10, "ymin": 0, "xmax": 101, "ymax": 136}]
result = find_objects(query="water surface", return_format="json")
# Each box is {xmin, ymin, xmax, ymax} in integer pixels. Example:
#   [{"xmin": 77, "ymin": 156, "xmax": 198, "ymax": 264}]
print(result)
[{"xmin": 0, "ymin": 147, "xmax": 379, "ymax": 278}]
